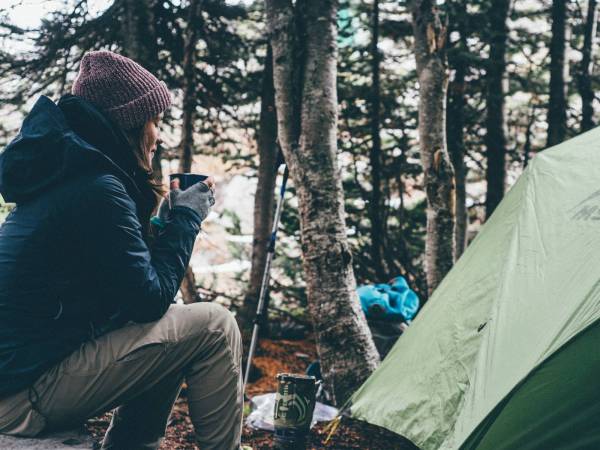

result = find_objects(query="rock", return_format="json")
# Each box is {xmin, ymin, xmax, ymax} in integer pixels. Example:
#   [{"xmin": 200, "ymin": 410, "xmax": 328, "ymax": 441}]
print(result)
[{"xmin": 0, "ymin": 428, "xmax": 95, "ymax": 449}]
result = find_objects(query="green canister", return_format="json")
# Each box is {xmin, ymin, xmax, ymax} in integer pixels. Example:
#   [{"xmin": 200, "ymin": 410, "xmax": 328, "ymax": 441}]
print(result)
[{"xmin": 273, "ymin": 373, "xmax": 317, "ymax": 449}]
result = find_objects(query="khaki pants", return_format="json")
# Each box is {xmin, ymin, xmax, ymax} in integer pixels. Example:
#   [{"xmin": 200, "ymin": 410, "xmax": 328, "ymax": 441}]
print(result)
[{"xmin": 0, "ymin": 303, "xmax": 243, "ymax": 450}]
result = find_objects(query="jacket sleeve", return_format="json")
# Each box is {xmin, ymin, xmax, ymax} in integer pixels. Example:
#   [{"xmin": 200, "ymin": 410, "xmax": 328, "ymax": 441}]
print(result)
[{"xmin": 72, "ymin": 173, "xmax": 202, "ymax": 323}]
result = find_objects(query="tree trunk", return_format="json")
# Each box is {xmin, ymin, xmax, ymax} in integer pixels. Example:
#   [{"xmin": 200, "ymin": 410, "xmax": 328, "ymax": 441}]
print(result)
[
  {"xmin": 151, "ymin": 146, "xmax": 163, "ymax": 183},
  {"xmin": 447, "ymin": 1, "xmax": 468, "ymax": 258},
  {"xmin": 180, "ymin": 268, "xmax": 201, "ymax": 304},
  {"xmin": 238, "ymin": 45, "xmax": 279, "ymax": 331},
  {"xmin": 122, "ymin": 0, "xmax": 162, "ymax": 182},
  {"xmin": 484, "ymin": 0, "xmax": 510, "ymax": 219},
  {"xmin": 178, "ymin": 0, "xmax": 203, "ymax": 304},
  {"xmin": 410, "ymin": 0, "xmax": 455, "ymax": 296},
  {"xmin": 579, "ymin": 0, "xmax": 598, "ymax": 132},
  {"xmin": 178, "ymin": 0, "xmax": 202, "ymax": 174},
  {"xmin": 266, "ymin": 0, "xmax": 380, "ymax": 405},
  {"xmin": 523, "ymin": 107, "xmax": 535, "ymax": 168},
  {"xmin": 122, "ymin": 0, "xmax": 159, "ymax": 73},
  {"xmin": 547, "ymin": 0, "xmax": 568, "ymax": 146},
  {"xmin": 369, "ymin": 0, "xmax": 386, "ymax": 280}
]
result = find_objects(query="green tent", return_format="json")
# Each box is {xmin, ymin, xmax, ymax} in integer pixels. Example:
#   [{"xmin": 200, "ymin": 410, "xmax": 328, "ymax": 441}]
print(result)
[{"xmin": 350, "ymin": 129, "xmax": 600, "ymax": 449}]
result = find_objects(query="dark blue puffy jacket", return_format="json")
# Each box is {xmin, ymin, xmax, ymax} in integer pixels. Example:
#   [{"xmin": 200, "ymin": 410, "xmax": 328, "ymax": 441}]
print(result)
[{"xmin": 0, "ymin": 95, "xmax": 201, "ymax": 399}]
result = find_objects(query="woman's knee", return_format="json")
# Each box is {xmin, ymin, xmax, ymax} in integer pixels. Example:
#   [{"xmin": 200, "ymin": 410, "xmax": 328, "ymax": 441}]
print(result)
[
  {"xmin": 167, "ymin": 303, "xmax": 240, "ymax": 351},
  {"xmin": 210, "ymin": 303, "xmax": 242, "ymax": 362},
  {"xmin": 173, "ymin": 303, "xmax": 242, "ymax": 376},
  {"xmin": 205, "ymin": 303, "xmax": 241, "ymax": 344}
]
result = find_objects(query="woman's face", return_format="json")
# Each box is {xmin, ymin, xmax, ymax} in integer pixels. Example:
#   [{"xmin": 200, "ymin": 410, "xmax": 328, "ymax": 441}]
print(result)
[{"xmin": 143, "ymin": 116, "xmax": 162, "ymax": 165}]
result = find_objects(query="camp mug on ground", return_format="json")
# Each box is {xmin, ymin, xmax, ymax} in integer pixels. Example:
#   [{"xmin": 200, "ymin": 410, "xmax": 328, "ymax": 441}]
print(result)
[
  {"xmin": 169, "ymin": 173, "xmax": 209, "ymax": 191},
  {"xmin": 273, "ymin": 373, "xmax": 317, "ymax": 449}
]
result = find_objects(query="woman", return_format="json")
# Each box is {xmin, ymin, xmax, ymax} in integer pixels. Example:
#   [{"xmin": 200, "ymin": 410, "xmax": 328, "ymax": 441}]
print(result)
[{"xmin": 0, "ymin": 51, "xmax": 243, "ymax": 449}]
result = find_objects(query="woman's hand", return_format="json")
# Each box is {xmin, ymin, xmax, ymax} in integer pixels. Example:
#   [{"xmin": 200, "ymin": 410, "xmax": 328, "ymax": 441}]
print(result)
[
  {"xmin": 154, "ymin": 177, "xmax": 215, "ymax": 227},
  {"xmin": 170, "ymin": 177, "xmax": 215, "ymax": 222}
]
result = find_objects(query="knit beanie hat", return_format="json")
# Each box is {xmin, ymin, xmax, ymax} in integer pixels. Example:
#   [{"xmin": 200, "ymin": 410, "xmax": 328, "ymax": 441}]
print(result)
[{"xmin": 72, "ymin": 50, "xmax": 171, "ymax": 130}]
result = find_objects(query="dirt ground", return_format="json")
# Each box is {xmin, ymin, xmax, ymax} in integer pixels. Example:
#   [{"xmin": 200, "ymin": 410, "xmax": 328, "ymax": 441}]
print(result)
[{"xmin": 85, "ymin": 338, "xmax": 418, "ymax": 450}]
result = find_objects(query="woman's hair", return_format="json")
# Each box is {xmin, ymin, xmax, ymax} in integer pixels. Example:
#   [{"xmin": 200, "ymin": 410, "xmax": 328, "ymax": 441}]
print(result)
[{"xmin": 123, "ymin": 123, "xmax": 166, "ymax": 212}]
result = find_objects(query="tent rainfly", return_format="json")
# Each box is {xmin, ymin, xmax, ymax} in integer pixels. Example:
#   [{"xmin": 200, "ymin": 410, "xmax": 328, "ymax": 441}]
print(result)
[{"xmin": 349, "ymin": 128, "xmax": 600, "ymax": 449}]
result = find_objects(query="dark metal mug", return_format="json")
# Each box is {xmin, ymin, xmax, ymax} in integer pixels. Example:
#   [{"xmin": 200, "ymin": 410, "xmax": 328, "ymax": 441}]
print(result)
[{"xmin": 169, "ymin": 173, "xmax": 209, "ymax": 190}]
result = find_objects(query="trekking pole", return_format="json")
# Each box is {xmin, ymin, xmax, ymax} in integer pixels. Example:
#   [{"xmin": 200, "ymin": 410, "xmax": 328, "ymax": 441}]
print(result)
[{"xmin": 243, "ymin": 163, "xmax": 289, "ymax": 390}]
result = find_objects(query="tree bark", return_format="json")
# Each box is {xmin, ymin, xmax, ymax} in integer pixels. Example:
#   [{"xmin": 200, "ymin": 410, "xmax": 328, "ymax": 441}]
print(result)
[
  {"xmin": 178, "ymin": 0, "xmax": 203, "ymax": 304},
  {"xmin": 523, "ymin": 106, "xmax": 535, "ymax": 168},
  {"xmin": 410, "ymin": 0, "xmax": 455, "ymax": 296},
  {"xmin": 579, "ymin": 0, "xmax": 598, "ymax": 132},
  {"xmin": 484, "ymin": 0, "xmax": 510, "ymax": 219},
  {"xmin": 369, "ymin": 0, "xmax": 386, "ymax": 280},
  {"xmin": 151, "ymin": 146, "xmax": 163, "ymax": 183},
  {"xmin": 547, "ymin": 0, "xmax": 568, "ymax": 146},
  {"xmin": 122, "ymin": 0, "xmax": 163, "ymax": 182},
  {"xmin": 180, "ymin": 267, "xmax": 201, "ymax": 304},
  {"xmin": 122, "ymin": 0, "xmax": 159, "ymax": 74},
  {"xmin": 266, "ymin": 0, "xmax": 379, "ymax": 405},
  {"xmin": 238, "ymin": 45, "xmax": 279, "ymax": 331},
  {"xmin": 447, "ymin": 1, "xmax": 468, "ymax": 258},
  {"xmin": 178, "ymin": 0, "xmax": 202, "ymax": 174}
]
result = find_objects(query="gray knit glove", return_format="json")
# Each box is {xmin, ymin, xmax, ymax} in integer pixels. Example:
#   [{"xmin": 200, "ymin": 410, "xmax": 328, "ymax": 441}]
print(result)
[
  {"xmin": 152, "ymin": 182, "xmax": 214, "ymax": 228},
  {"xmin": 171, "ymin": 181, "xmax": 215, "ymax": 222}
]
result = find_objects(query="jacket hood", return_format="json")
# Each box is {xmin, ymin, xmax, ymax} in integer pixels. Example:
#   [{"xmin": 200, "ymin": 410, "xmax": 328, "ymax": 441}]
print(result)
[{"xmin": 0, "ymin": 95, "xmax": 155, "ymax": 213}]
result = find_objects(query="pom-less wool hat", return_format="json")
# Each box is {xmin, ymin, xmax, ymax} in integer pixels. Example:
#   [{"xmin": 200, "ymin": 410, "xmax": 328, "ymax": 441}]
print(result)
[{"xmin": 72, "ymin": 50, "xmax": 171, "ymax": 130}]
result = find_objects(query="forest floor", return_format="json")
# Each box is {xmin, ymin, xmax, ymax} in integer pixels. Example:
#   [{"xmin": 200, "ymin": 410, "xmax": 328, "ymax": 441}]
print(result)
[{"xmin": 85, "ymin": 337, "xmax": 417, "ymax": 450}]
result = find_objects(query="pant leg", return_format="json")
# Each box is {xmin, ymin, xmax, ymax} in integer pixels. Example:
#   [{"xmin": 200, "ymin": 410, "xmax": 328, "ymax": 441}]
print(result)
[
  {"xmin": 100, "ymin": 373, "xmax": 184, "ymax": 450},
  {"xmin": 0, "ymin": 303, "xmax": 243, "ymax": 450},
  {"xmin": 100, "ymin": 302, "xmax": 244, "ymax": 450},
  {"xmin": 185, "ymin": 310, "xmax": 244, "ymax": 448}
]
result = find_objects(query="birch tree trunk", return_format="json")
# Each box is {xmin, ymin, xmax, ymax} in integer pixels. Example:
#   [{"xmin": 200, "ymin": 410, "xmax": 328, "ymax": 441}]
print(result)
[
  {"xmin": 447, "ymin": 1, "xmax": 468, "ymax": 258},
  {"xmin": 579, "ymin": 0, "xmax": 598, "ymax": 132},
  {"xmin": 410, "ymin": 0, "xmax": 455, "ymax": 296},
  {"xmin": 266, "ymin": 0, "xmax": 379, "ymax": 405},
  {"xmin": 239, "ymin": 45, "xmax": 279, "ymax": 331},
  {"xmin": 547, "ymin": 0, "xmax": 568, "ymax": 146},
  {"xmin": 484, "ymin": 0, "xmax": 510, "ymax": 219},
  {"xmin": 178, "ymin": 0, "xmax": 203, "ymax": 304}
]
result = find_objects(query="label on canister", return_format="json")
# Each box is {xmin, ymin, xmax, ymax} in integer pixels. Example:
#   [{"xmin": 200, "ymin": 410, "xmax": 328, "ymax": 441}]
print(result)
[{"xmin": 273, "ymin": 373, "xmax": 317, "ymax": 432}]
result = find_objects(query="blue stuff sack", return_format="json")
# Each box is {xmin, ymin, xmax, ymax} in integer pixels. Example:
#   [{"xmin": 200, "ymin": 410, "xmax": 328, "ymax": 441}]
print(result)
[{"xmin": 357, "ymin": 276, "xmax": 419, "ymax": 322}]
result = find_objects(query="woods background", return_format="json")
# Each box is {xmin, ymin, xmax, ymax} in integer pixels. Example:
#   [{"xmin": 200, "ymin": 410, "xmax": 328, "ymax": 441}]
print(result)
[{"xmin": 0, "ymin": 0, "xmax": 598, "ymax": 402}]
